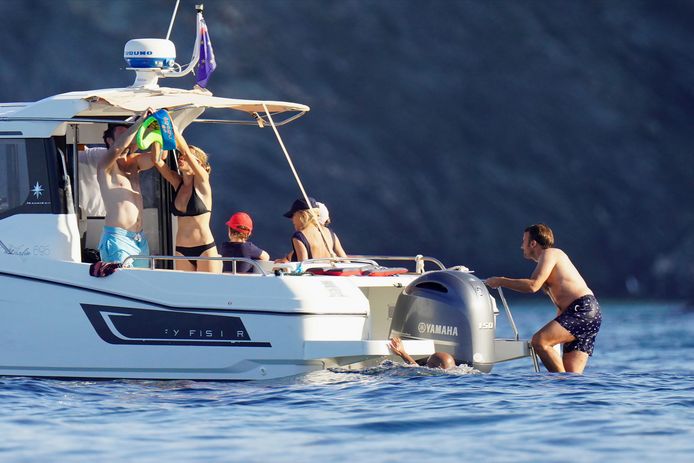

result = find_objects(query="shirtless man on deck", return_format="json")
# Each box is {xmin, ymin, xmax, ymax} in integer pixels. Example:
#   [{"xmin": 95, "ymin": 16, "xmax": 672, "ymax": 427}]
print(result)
[
  {"xmin": 96, "ymin": 110, "xmax": 157, "ymax": 268},
  {"xmin": 485, "ymin": 224, "xmax": 602, "ymax": 374}
]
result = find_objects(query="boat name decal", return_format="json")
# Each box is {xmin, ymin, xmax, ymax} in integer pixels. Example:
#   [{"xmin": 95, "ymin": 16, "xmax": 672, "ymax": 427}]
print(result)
[
  {"xmin": 0, "ymin": 239, "xmax": 31, "ymax": 256},
  {"xmin": 81, "ymin": 304, "xmax": 271, "ymax": 347},
  {"xmin": 417, "ymin": 322, "xmax": 458, "ymax": 337}
]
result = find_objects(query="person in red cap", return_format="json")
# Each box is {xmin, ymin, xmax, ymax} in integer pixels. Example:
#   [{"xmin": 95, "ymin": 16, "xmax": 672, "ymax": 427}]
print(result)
[{"xmin": 219, "ymin": 212, "xmax": 269, "ymax": 273}]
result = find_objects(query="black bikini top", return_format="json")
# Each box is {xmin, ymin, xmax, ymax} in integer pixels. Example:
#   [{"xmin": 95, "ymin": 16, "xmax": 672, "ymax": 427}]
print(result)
[{"xmin": 171, "ymin": 182, "xmax": 211, "ymax": 217}]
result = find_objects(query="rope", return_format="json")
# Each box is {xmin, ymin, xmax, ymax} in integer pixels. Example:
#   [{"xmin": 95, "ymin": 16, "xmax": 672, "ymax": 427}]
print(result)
[{"xmin": 262, "ymin": 104, "xmax": 336, "ymax": 258}]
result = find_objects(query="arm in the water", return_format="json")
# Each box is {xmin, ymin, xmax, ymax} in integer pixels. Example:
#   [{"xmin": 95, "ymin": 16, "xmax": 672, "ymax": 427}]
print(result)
[{"xmin": 388, "ymin": 337, "xmax": 417, "ymax": 365}]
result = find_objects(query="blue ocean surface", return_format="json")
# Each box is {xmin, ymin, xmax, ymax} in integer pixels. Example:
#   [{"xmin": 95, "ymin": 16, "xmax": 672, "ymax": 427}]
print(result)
[{"xmin": 1, "ymin": 302, "xmax": 692, "ymax": 462}]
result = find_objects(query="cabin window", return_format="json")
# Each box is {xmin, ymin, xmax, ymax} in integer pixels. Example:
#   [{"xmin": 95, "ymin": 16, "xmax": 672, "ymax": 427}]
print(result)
[{"xmin": 0, "ymin": 139, "xmax": 54, "ymax": 219}]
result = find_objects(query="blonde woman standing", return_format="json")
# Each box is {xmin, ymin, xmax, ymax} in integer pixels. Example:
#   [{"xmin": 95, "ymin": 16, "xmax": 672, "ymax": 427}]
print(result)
[
  {"xmin": 151, "ymin": 123, "xmax": 221, "ymax": 273},
  {"xmin": 282, "ymin": 197, "xmax": 347, "ymax": 261}
]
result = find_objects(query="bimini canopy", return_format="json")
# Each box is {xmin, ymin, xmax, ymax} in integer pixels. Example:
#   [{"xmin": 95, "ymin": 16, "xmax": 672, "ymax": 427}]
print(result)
[{"xmin": 0, "ymin": 86, "xmax": 310, "ymax": 138}]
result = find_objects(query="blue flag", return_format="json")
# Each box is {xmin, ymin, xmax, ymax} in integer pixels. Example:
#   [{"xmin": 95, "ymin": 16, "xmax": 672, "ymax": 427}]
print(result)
[{"xmin": 195, "ymin": 16, "xmax": 216, "ymax": 88}]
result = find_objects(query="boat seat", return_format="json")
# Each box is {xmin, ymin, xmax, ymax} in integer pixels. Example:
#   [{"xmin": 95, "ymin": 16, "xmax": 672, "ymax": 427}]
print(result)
[
  {"xmin": 306, "ymin": 267, "xmax": 365, "ymax": 276},
  {"xmin": 306, "ymin": 266, "xmax": 409, "ymax": 277}
]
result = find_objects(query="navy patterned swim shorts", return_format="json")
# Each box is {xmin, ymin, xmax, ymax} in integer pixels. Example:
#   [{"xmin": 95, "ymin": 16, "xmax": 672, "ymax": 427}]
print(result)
[{"xmin": 555, "ymin": 295, "xmax": 602, "ymax": 356}]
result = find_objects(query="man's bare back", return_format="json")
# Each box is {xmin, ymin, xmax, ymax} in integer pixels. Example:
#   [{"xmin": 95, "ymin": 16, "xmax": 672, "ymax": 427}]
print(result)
[
  {"xmin": 484, "ymin": 224, "xmax": 602, "ymax": 374},
  {"xmin": 484, "ymin": 231, "xmax": 592, "ymax": 309},
  {"xmin": 534, "ymin": 247, "xmax": 593, "ymax": 312}
]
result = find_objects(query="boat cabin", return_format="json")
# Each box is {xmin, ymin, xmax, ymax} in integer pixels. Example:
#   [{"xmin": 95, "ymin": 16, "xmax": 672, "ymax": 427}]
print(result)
[{"xmin": 0, "ymin": 89, "xmax": 309, "ymax": 267}]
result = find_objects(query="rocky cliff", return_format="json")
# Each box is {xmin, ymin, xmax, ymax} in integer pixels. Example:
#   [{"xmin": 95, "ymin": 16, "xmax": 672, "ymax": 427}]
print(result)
[{"xmin": 1, "ymin": 0, "xmax": 692, "ymax": 300}]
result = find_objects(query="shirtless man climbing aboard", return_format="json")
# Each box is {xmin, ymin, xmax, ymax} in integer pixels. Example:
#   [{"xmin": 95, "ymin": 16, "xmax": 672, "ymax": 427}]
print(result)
[
  {"xmin": 97, "ymin": 109, "xmax": 156, "ymax": 268},
  {"xmin": 485, "ymin": 224, "xmax": 602, "ymax": 374}
]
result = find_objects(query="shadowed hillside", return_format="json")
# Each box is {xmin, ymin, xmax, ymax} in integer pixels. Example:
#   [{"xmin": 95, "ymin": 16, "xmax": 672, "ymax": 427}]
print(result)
[{"xmin": 1, "ymin": 0, "xmax": 692, "ymax": 300}]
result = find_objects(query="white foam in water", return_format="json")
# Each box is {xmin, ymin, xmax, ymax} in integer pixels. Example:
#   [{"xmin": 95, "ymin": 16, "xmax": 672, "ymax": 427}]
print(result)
[
  {"xmin": 444, "ymin": 364, "xmax": 480, "ymax": 375},
  {"xmin": 329, "ymin": 360, "xmax": 480, "ymax": 377}
]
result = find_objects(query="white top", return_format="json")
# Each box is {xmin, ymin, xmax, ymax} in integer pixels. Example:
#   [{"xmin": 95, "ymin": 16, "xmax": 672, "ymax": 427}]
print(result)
[
  {"xmin": 316, "ymin": 202, "xmax": 330, "ymax": 225},
  {"xmin": 78, "ymin": 146, "xmax": 107, "ymax": 217},
  {"xmin": 0, "ymin": 86, "xmax": 310, "ymax": 138}
]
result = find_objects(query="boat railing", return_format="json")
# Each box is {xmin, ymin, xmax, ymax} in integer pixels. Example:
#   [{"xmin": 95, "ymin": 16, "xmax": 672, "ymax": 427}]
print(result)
[
  {"xmin": 292, "ymin": 257, "xmax": 380, "ymax": 267},
  {"xmin": 273, "ymin": 255, "xmax": 447, "ymax": 274},
  {"xmin": 348, "ymin": 255, "xmax": 446, "ymax": 273},
  {"xmin": 124, "ymin": 255, "xmax": 269, "ymax": 275},
  {"xmin": 121, "ymin": 254, "xmax": 446, "ymax": 275}
]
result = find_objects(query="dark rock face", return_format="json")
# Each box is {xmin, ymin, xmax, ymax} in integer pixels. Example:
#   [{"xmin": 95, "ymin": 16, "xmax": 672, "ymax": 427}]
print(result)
[{"xmin": 1, "ymin": 0, "xmax": 692, "ymax": 299}]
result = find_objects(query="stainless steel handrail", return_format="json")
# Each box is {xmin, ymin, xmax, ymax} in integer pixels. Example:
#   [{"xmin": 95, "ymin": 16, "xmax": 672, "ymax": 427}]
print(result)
[
  {"xmin": 194, "ymin": 111, "xmax": 307, "ymax": 127},
  {"xmin": 496, "ymin": 287, "xmax": 520, "ymax": 341},
  {"xmin": 122, "ymin": 254, "xmax": 447, "ymax": 275},
  {"xmin": 124, "ymin": 255, "xmax": 269, "ymax": 275},
  {"xmin": 496, "ymin": 288, "xmax": 539, "ymax": 372},
  {"xmin": 0, "ymin": 117, "xmax": 138, "ymax": 124},
  {"xmin": 348, "ymin": 254, "xmax": 446, "ymax": 273},
  {"xmin": 0, "ymin": 112, "xmax": 306, "ymax": 127},
  {"xmin": 297, "ymin": 257, "xmax": 380, "ymax": 267}
]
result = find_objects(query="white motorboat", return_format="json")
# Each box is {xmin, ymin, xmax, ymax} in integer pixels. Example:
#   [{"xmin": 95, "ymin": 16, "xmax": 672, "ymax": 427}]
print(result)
[{"xmin": 0, "ymin": 5, "xmax": 535, "ymax": 380}]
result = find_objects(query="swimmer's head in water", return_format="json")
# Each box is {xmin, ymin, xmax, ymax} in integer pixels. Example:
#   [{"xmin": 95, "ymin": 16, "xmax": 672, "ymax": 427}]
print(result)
[{"xmin": 426, "ymin": 352, "xmax": 456, "ymax": 369}]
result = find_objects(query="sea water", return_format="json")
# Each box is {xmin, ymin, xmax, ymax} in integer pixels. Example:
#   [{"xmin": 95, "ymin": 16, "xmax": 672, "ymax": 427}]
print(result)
[{"xmin": 1, "ymin": 302, "xmax": 692, "ymax": 462}]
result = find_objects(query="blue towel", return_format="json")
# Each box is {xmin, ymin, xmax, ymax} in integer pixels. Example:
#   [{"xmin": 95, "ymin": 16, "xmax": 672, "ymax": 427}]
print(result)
[{"xmin": 137, "ymin": 109, "xmax": 177, "ymax": 151}]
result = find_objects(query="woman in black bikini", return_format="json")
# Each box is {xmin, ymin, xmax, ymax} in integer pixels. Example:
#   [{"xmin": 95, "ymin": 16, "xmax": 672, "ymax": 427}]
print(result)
[{"xmin": 151, "ymin": 123, "xmax": 221, "ymax": 273}]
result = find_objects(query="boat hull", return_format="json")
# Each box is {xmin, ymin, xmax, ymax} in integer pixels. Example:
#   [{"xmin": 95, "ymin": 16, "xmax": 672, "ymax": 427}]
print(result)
[{"xmin": 0, "ymin": 256, "xmax": 433, "ymax": 380}]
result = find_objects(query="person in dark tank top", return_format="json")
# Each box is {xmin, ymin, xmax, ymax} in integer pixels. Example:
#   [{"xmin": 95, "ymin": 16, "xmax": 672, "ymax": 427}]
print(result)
[
  {"xmin": 219, "ymin": 212, "xmax": 269, "ymax": 273},
  {"xmin": 275, "ymin": 197, "xmax": 347, "ymax": 263}
]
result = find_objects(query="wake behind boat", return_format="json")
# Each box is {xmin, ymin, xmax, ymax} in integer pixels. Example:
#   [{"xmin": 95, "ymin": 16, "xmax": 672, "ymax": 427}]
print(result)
[{"xmin": 0, "ymin": 4, "xmax": 536, "ymax": 380}]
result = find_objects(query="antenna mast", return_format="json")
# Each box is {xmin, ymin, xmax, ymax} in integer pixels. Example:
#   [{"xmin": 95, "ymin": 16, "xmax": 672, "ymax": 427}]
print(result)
[
  {"xmin": 166, "ymin": 0, "xmax": 181, "ymax": 40},
  {"xmin": 124, "ymin": 2, "xmax": 205, "ymax": 88}
]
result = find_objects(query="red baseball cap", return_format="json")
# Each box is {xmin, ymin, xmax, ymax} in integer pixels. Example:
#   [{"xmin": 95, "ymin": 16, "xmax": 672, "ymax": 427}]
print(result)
[{"xmin": 226, "ymin": 212, "xmax": 253, "ymax": 234}]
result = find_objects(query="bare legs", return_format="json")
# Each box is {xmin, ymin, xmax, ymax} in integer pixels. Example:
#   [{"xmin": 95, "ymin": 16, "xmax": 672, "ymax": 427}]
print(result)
[
  {"xmin": 531, "ymin": 320, "xmax": 589, "ymax": 374},
  {"xmin": 196, "ymin": 247, "xmax": 222, "ymax": 273},
  {"xmin": 174, "ymin": 248, "xmax": 222, "ymax": 273},
  {"xmin": 174, "ymin": 252, "xmax": 196, "ymax": 272},
  {"xmin": 563, "ymin": 350, "xmax": 589, "ymax": 373}
]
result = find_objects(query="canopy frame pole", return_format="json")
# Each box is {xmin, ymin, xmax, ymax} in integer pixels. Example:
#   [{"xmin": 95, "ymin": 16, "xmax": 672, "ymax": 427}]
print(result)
[
  {"xmin": 262, "ymin": 103, "xmax": 336, "ymax": 258},
  {"xmin": 72, "ymin": 124, "xmax": 80, "ymax": 216}
]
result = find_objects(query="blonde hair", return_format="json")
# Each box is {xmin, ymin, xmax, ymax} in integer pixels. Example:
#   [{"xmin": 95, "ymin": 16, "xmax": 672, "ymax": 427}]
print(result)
[
  {"xmin": 188, "ymin": 145, "xmax": 211, "ymax": 173},
  {"xmin": 295, "ymin": 208, "xmax": 321, "ymax": 230}
]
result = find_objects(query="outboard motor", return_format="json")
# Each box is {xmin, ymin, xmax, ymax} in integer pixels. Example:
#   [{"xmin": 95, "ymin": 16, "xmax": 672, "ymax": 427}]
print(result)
[{"xmin": 390, "ymin": 270, "xmax": 532, "ymax": 372}]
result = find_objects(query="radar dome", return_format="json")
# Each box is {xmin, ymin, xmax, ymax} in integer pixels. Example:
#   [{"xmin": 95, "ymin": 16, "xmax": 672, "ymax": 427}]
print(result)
[{"xmin": 124, "ymin": 39, "xmax": 176, "ymax": 69}]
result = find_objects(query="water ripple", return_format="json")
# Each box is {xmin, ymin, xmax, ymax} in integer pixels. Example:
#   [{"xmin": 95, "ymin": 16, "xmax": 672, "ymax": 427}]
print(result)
[{"xmin": 1, "ymin": 303, "xmax": 693, "ymax": 462}]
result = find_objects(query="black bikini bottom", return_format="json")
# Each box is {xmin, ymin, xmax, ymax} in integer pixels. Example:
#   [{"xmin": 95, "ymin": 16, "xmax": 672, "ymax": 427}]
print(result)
[{"xmin": 175, "ymin": 242, "xmax": 216, "ymax": 268}]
